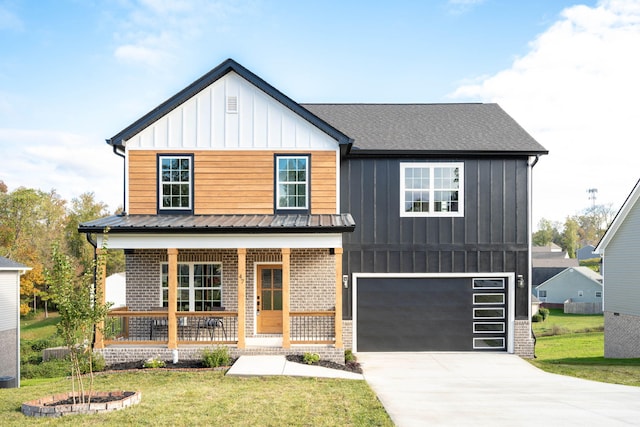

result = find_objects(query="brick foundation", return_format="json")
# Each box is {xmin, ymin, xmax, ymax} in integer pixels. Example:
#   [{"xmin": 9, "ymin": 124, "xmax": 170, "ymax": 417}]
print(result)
[
  {"xmin": 604, "ymin": 311, "xmax": 640, "ymax": 358},
  {"xmin": 514, "ymin": 319, "xmax": 535, "ymax": 358}
]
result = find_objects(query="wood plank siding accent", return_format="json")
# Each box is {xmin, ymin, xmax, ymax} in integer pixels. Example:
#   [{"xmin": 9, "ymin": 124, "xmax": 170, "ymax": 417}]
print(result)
[
  {"xmin": 341, "ymin": 157, "xmax": 531, "ymax": 319},
  {"xmin": 128, "ymin": 150, "xmax": 337, "ymax": 215}
]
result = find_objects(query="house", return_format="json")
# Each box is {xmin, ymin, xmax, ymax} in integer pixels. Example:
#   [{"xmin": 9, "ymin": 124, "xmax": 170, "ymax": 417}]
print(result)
[
  {"xmin": 534, "ymin": 266, "xmax": 603, "ymax": 312},
  {"xmin": 79, "ymin": 59, "xmax": 547, "ymax": 363},
  {"xmin": 105, "ymin": 272, "xmax": 126, "ymax": 308},
  {"xmin": 532, "ymin": 244, "xmax": 578, "ymax": 288},
  {"xmin": 0, "ymin": 256, "xmax": 30, "ymax": 388},
  {"xmin": 576, "ymin": 245, "xmax": 598, "ymax": 262},
  {"xmin": 595, "ymin": 178, "xmax": 640, "ymax": 358}
]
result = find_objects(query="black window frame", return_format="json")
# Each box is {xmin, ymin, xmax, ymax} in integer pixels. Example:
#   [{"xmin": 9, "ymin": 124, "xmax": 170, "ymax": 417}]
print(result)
[{"xmin": 157, "ymin": 153, "xmax": 194, "ymax": 214}]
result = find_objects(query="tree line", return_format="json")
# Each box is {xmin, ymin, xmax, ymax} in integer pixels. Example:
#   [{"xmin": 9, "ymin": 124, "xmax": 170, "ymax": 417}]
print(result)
[
  {"xmin": 0, "ymin": 181, "xmax": 123, "ymax": 315},
  {"xmin": 532, "ymin": 204, "xmax": 616, "ymax": 258}
]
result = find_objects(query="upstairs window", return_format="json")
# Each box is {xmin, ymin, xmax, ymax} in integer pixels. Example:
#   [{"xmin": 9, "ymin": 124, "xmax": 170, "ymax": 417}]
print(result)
[
  {"xmin": 159, "ymin": 155, "xmax": 192, "ymax": 212},
  {"xmin": 400, "ymin": 162, "xmax": 463, "ymax": 217},
  {"xmin": 276, "ymin": 155, "xmax": 309, "ymax": 212}
]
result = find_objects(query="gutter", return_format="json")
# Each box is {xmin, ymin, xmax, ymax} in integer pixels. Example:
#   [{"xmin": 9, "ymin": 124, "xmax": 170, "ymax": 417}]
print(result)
[
  {"xmin": 527, "ymin": 155, "xmax": 540, "ymax": 356},
  {"xmin": 111, "ymin": 144, "xmax": 126, "ymax": 214}
]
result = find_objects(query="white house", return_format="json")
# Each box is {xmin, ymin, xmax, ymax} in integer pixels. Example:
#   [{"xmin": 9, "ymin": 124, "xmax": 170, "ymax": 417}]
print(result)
[
  {"xmin": 595, "ymin": 178, "xmax": 640, "ymax": 358},
  {"xmin": 105, "ymin": 272, "xmax": 126, "ymax": 308},
  {"xmin": 0, "ymin": 256, "xmax": 30, "ymax": 388}
]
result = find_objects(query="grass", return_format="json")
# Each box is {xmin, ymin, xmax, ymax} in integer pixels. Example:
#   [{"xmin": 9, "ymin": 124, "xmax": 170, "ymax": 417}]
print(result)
[
  {"xmin": 20, "ymin": 311, "xmax": 60, "ymax": 340},
  {"xmin": 530, "ymin": 309, "xmax": 640, "ymax": 386},
  {"xmin": 1, "ymin": 371, "xmax": 392, "ymax": 426},
  {"xmin": 11, "ymin": 312, "xmax": 392, "ymax": 426}
]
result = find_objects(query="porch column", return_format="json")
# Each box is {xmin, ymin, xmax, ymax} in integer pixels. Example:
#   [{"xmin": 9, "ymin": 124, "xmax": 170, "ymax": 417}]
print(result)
[
  {"xmin": 237, "ymin": 248, "xmax": 246, "ymax": 349},
  {"xmin": 334, "ymin": 248, "xmax": 344, "ymax": 349},
  {"xmin": 94, "ymin": 248, "xmax": 107, "ymax": 349},
  {"xmin": 282, "ymin": 248, "xmax": 291, "ymax": 349},
  {"xmin": 167, "ymin": 248, "xmax": 178, "ymax": 349}
]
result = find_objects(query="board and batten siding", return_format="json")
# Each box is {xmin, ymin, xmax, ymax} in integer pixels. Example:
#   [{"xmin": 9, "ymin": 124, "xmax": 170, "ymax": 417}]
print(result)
[
  {"xmin": 341, "ymin": 157, "xmax": 530, "ymax": 318},
  {"xmin": 603, "ymin": 198, "xmax": 640, "ymax": 315},
  {"xmin": 128, "ymin": 150, "xmax": 337, "ymax": 215},
  {"xmin": 124, "ymin": 71, "xmax": 337, "ymax": 151}
]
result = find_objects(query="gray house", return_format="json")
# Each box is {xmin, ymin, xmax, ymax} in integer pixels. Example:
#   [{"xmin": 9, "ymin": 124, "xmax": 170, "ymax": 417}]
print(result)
[
  {"xmin": 534, "ymin": 266, "xmax": 603, "ymax": 311},
  {"xmin": 596, "ymin": 178, "xmax": 640, "ymax": 358},
  {"xmin": 0, "ymin": 256, "xmax": 30, "ymax": 388}
]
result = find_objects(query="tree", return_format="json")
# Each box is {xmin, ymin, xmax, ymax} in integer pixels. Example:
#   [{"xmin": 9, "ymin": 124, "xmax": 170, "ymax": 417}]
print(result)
[
  {"xmin": 561, "ymin": 217, "xmax": 579, "ymax": 258},
  {"xmin": 46, "ymin": 243, "xmax": 111, "ymax": 404},
  {"xmin": 532, "ymin": 218, "xmax": 561, "ymax": 247}
]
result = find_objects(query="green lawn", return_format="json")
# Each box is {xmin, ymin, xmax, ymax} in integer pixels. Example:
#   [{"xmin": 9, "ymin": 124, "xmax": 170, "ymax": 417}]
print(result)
[
  {"xmin": 20, "ymin": 311, "xmax": 60, "ymax": 340},
  {"xmin": 9, "ymin": 312, "xmax": 392, "ymax": 426},
  {"xmin": 530, "ymin": 309, "xmax": 640, "ymax": 386}
]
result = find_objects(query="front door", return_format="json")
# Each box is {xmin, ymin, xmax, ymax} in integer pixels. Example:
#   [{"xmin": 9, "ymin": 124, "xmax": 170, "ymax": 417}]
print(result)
[{"xmin": 257, "ymin": 265, "xmax": 283, "ymax": 334}]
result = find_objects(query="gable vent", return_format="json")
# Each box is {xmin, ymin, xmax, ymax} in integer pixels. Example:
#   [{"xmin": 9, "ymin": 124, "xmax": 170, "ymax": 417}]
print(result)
[{"xmin": 226, "ymin": 96, "xmax": 238, "ymax": 113}]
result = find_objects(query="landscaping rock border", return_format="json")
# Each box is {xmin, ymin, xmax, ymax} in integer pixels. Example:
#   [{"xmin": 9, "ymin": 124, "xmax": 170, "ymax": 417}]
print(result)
[{"xmin": 22, "ymin": 391, "xmax": 141, "ymax": 417}]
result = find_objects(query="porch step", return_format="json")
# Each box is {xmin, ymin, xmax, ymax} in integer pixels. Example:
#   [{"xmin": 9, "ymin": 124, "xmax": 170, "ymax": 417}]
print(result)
[{"xmin": 246, "ymin": 336, "xmax": 283, "ymax": 347}]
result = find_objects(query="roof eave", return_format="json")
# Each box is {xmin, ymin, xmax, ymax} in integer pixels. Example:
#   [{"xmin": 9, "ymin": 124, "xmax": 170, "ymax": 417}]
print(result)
[
  {"xmin": 78, "ymin": 225, "xmax": 355, "ymax": 234},
  {"xmin": 346, "ymin": 149, "xmax": 549, "ymax": 158}
]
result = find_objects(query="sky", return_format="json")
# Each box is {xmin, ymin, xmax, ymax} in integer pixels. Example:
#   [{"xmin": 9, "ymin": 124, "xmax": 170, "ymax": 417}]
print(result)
[{"xmin": 1, "ymin": 0, "xmax": 639, "ymax": 230}]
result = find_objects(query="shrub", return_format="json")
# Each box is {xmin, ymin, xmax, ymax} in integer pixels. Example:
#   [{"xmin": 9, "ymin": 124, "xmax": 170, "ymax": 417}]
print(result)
[
  {"xmin": 539, "ymin": 307, "xmax": 550, "ymax": 320},
  {"xmin": 143, "ymin": 357, "xmax": 166, "ymax": 369},
  {"xmin": 303, "ymin": 352, "xmax": 320, "ymax": 365},
  {"xmin": 202, "ymin": 346, "xmax": 231, "ymax": 368},
  {"xmin": 345, "ymin": 349, "xmax": 356, "ymax": 363},
  {"xmin": 532, "ymin": 314, "xmax": 543, "ymax": 322},
  {"xmin": 21, "ymin": 359, "xmax": 69, "ymax": 379}
]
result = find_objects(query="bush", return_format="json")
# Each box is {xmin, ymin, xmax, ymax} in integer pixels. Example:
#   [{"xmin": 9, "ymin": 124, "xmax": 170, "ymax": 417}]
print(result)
[
  {"xmin": 143, "ymin": 357, "xmax": 166, "ymax": 369},
  {"xmin": 532, "ymin": 314, "xmax": 543, "ymax": 322},
  {"xmin": 202, "ymin": 346, "xmax": 231, "ymax": 368},
  {"xmin": 345, "ymin": 349, "xmax": 356, "ymax": 363},
  {"xmin": 21, "ymin": 359, "xmax": 69, "ymax": 379},
  {"xmin": 303, "ymin": 352, "xmax": 320, "ymax": 365},
  {"xmin": 539, "ymin": 307, "xmax": 550, "ymax": 320}
]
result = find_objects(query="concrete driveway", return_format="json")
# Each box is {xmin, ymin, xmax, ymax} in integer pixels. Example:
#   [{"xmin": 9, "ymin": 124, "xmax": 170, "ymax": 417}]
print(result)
[{"xmin": 357, "ymin": 352, "xmax": 640, "ymax": 427}]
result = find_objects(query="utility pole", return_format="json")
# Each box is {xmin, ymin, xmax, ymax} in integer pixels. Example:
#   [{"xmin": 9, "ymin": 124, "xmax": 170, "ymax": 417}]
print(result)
[{"xmin": 587, "ymin": 188, "xmax": 598, "ymax": 208}]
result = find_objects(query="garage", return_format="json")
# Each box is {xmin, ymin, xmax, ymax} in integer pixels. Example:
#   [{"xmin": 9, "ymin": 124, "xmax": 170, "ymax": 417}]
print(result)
[{"xmin": 354, "ymin": 274, "xmax": 512, "ymax": 352}]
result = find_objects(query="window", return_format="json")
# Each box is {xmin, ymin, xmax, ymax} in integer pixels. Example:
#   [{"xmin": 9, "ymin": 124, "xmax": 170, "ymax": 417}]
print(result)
[
  {"xmin": 596, "ymin": 291, "xmax": 602, "ymax": 298},
  {"xmin": 276, "ymin": 155, "xmax": 309, "ymax": 211},
  {"xmin": 578, "ymin": 290, "xmax": 584, "ymax": 297},
  {"xmin": 161, "ymin": 263, "xmax": 222, "ymax": 311},
  {"xmin": 400, "ymin": 162, "xmax": 463, "ymax": 217},
  {"xmin": 538, "ymin": 290, "xmax": 547, "ymax": 298},
  {"xmin": 159, "ymin": 155, "xmax": 192, "ymax": 211}
]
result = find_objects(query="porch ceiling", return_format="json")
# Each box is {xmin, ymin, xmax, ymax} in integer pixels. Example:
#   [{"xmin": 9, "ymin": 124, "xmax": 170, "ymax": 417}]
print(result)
[{"xmin": 79, "ymin": 213, "xmax": 356, "ymax": 234}]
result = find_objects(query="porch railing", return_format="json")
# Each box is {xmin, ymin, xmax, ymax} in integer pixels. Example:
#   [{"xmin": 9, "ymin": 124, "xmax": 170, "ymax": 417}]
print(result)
[
  {"xmin": 290, "ymin": 311, "xmax": 335, "ymax": 344},
  {"xmin": 103, "ymin": 308, "xmax": 238, "ymax": 345}
]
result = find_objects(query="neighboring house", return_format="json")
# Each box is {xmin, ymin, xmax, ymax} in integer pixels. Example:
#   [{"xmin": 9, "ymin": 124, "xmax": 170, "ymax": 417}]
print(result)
[
  {"xmin": 79, "ymin": 59, "xmax": 547, "ymax": 363},
  {"xmin": 595, "ymin": 178, "xmax": 640, "ymax": 358},
  {"xmin": 576, "ymin": 245, "xmax": 597, "ymax": 262},
  {"xmin": 532, "ymin": 244, "xmax": 578, "ymax": 288},
  {"xmin": 0, "ymin": 256, "xmax": 30, "ymax": 388},
  {"xmin": 105, "ymin": 272, "xmax": 126, "ymax": 308},
  {"xmin": 534, "ymin": 266, "xmax": 603, "ymax": 310}
]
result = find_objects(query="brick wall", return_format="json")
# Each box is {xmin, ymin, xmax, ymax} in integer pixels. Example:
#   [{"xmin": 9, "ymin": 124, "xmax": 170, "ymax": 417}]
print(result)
[
  {"xmin": 514, "ymin": 319, "xmax": 535, "ymax": 358},
  {"xmin": 604, "ymin": 311, "xmax": 640, "ymax": 358}
]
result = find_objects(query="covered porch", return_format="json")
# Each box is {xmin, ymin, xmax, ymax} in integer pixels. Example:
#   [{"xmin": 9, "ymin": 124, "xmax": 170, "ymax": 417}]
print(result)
[{"xmin": 81, "ymin": 214, "xmax": 355, "ymax": 362}]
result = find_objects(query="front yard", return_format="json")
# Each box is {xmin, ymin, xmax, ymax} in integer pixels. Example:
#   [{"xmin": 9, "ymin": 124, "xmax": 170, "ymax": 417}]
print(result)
[{"xmin": 530, "ymin": 308, "xmax": 640, "ymax": 386}]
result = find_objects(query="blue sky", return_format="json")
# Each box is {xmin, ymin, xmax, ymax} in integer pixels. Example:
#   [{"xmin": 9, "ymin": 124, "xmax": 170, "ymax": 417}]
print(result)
[{"xmin": 2, "ymin": 0, "xmax": 639, "ymax": 229}]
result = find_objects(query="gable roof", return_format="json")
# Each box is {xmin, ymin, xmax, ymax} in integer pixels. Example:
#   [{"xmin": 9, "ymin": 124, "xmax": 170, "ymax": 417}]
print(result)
[
  {"xmin": 0, "ymin": 256, "xmax": 29, "ymax": 271},
  {"xmin": 536, "ymin": 266, "xmax": 603, "ymax": 290},
  {"xmin": 596, "ymin": 178, "xmax": 640, "ymax": 253},
  {"xmin": 107, "ymin": 58, "xmax": 353, "ymax": 148},
  {"xmin": 302, "ymin": 103, "xmax": 548, "ymax": 155}
]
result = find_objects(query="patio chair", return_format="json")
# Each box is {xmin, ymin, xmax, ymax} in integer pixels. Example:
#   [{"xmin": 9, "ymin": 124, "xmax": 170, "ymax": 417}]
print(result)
[{"xmin": 196, "ymin": 307, "xmax": 227, "ymax": 341}]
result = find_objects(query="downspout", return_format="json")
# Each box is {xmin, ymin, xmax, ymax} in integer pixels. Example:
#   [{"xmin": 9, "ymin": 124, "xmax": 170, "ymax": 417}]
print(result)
[
  {"xmin": 527, "ymin": 155, "xmax": 540, "ymax": 356},
  {"xmin": 86, "ymin": 233, "xmax": 98, "ymax": 347},
  {"xmin": 112, "ymin": 144, "xmax": 126, "ymax": 214}
]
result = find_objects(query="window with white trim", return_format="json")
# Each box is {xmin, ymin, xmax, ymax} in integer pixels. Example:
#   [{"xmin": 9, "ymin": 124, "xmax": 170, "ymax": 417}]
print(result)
[
  {"xmin": 159, "ymin": 155, "xmax": 192, "ymax": 211},
  {"xmin": 161, "ymin": 263, "xmax": 222, "ymax": 311},
  {"xmin": 276, "ymin": 155, "xmax": 309, "ymax": 211},
  {"xmin": 596, "ymin": 291, "xmax": 602, "ymax": 298},
  {"xmin": 400, "ymin": 162, "xmax": 463, "ymax": 217}
]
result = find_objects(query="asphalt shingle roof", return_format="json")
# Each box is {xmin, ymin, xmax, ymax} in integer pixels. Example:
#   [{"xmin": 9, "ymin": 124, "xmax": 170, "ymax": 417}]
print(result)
[
  {"xmin": 302, "ymin": 103, "xmax": 548, "ymax": 154},
  {"xmin": 0, "ymin": 256, "xmax": 28, "ymax": 270}
]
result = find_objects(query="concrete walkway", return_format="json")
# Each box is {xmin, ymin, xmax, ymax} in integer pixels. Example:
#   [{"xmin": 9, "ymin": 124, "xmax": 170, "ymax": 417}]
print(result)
[
  {"xmin": 357, "ymin": 352, "xmax": 640, "ymax": 427},
  {"xmin": 226, "ymin": 355, "xmax": 364, "ymax": 380}
]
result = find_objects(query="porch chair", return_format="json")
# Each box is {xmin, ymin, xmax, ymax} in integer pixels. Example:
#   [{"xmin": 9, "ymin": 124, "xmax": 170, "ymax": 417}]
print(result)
[
  {"xmin": 196, "ymin": 307, "xmax": 227, "ymax": 341},
  {"xmin": 149, "ymin": 307, "xmax": 169, "ymax": 340}
]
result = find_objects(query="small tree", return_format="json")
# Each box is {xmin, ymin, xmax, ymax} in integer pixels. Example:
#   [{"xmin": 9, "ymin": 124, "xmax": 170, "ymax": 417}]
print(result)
[{"xmin": 46, "ymin": 242, "xmax": 111, "ymax": 404}]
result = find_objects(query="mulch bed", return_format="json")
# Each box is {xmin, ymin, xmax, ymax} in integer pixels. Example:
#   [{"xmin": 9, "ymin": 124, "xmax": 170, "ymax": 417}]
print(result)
[
  {"xmin": 43, "ymin": 391, "xmax": 136, "ymax": 406},
  {"xmin": 285, "ymin": 355, "xmax": 363, "ymax": 374}
]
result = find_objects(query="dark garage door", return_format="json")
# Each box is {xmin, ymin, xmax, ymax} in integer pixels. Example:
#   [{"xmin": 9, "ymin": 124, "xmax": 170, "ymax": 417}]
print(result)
[{"xmin": 356, "ymin": 276, "xmax": 507, "ymax": 352}]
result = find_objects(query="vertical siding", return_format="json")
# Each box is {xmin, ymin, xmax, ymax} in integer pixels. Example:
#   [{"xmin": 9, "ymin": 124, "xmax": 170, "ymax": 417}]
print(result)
[
  {"xmin": 604, "ymin": 199, "xmax": 640, "ymax": 314},
  {"xmin": 342, "ymin": 157, "xmax": 531, "ymax": 318},
  {"xmin": 128, "ymin": 150, "xmax": 337, "ymax": 215}
]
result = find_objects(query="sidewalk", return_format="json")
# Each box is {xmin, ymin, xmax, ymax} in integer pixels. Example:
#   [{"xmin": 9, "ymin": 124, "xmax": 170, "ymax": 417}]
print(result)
[{"xmin": 226, "ymin": 355, "xmax": 364, "ymax": 380}]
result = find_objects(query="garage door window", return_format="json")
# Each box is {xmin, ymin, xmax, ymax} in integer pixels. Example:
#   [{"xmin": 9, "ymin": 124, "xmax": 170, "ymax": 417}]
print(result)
[
  {"xmin": 473, "ymin": 308, "xmax": 504, "ymax": 319},
  {"xmin": 473, "ymin": 294, "xmax": 504, "ymax": 305},
  {"xmin": 473, "ymin": 278, "xmax": 504, "ymax": 289},
  {"xmin": 473, "ymin": 322, "xmax": 505, "ymax": 333},
  {"xmin": 473, "ymin": 338, "xmax": 505, "ymax": 349}
]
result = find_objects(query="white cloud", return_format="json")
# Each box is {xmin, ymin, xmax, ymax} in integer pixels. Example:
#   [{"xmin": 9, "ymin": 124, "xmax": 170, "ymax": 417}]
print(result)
[
  {"xmin": 451, "ymin": 0, "xmax": 640, "ymax": 228},
  {"xmin": 0, "ymin": 129, "xmax": 123, "ymax": 211}
]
